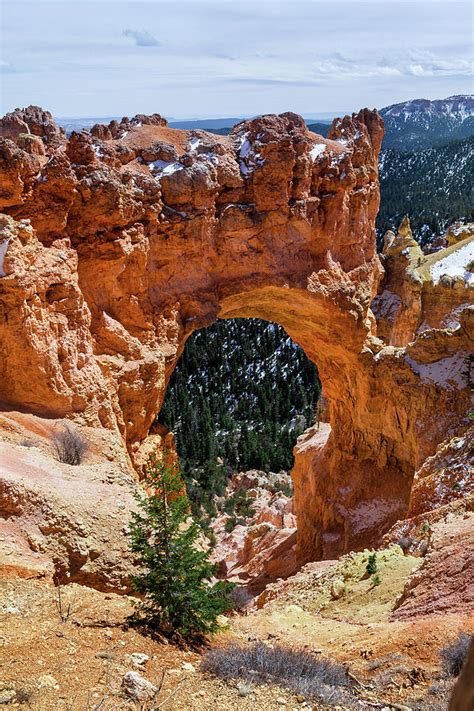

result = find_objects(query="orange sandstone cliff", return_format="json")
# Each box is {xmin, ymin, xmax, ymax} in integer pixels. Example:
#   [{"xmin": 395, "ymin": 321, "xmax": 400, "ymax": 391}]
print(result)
[{"xmin": 0, "ymin": 106, "xmax": 472, "ymax": 591}]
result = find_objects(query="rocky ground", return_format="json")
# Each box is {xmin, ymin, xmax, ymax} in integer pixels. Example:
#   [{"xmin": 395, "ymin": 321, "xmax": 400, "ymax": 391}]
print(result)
[
  {"xmin": 1, "ymin": 541, "xmax": 471, "ymax": 710},
  {"xmin": 1, "ymin": 423, "xmax": 472, "ymax": 708}
]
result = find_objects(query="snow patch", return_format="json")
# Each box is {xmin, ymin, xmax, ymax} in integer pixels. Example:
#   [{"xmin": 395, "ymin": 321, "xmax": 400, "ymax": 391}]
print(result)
[
  {"xmin": 405, "ymin": 352, "xmax": 469, "ymax": 390},
  {"xmin": 236, "ymin": 132, "xmax": 265, "ymax": 178},
  {"xmin": 441, "ymin": 302, "xmax": 472, "ymax": 329},
  {"xmin": 330, "ymin": 152, "xmax": 346, "ymax": 168},
  {"xmin": 430, "ymin": 241, "xmax": 474, "ymax": 285},
  {"xmin": 188, "ymin": 137, "xmax": 201, "ymax": 152},
  {"xmin": 371, "ymin": 290, "xmax": 402, "ymax": 323},
  {"xmin": 310, "ymin": 143, "xmax": 327, "ymax": 160},
  {"xmin": 148, "ymin": 160, "xmax": 183, "ymax": 177},
  {"xmin": 0, "ymin": 239, "xmax": 10, "ymax": 277},
  {"xmin": 239, "ymin": 137, "xmax": 252, "ymax": 159}
]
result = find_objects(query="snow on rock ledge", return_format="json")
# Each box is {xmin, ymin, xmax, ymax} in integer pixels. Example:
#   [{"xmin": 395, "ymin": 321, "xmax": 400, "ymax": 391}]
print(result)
[
  {"xmin": 405, "ymin": 352, "xmax": 470, "ymax": 390},
  {"xmin": 430, "ymin": 239, "xmax": 474, "ymax": 285},
  {"xmin": 0, "ymin": 238, "xmax": 10, "ymax": 277}
]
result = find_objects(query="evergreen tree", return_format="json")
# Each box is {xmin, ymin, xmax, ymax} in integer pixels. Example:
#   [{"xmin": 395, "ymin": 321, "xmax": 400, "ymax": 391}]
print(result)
[{"xmin": 128, "ymin": 452, "xmax": 234, "ymax": 640}]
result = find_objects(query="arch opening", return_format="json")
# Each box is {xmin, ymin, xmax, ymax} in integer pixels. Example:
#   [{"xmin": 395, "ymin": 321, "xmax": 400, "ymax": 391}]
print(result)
[
  {"xmin": 158, "ymin": 317, "xmax": 323, "ymax": 526},
  {"xmin": 151, "ymin": 282, "xmax": 415, "ymax": 570}
]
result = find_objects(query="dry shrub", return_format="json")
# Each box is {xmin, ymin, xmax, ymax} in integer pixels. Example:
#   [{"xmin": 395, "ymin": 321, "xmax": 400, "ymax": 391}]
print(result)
[
  {"xmin": 440, "ymin": 632, "xmax": 471, "ymax": 677},
  {"xmin": 230, "ymin": 586, "xmax": 253, "ymax": 612},
  {"xmin": 52, "ymin": 424, "xmax": 88, "ymax": 465},
  {"xmin": 202, "ymin": 641, "xmax": 353, "ymax": 704},
  {"xmin": 396, "ymin": 535, "xmax": 413, "ymax": 554}
]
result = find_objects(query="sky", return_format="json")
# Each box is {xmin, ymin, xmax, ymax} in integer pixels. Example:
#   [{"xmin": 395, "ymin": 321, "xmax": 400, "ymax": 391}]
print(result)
[{"xmin": 0, "ymin": 0, "xmax": 472, "ymax": 120}]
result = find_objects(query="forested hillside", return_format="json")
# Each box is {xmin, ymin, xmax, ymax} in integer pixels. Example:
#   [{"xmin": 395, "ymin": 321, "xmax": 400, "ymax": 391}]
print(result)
[
  {"xmin": 377, "ymin": 135, "xmax": 474, "ymax": 245},
  {"xmin": 159, "ymin": 320, "xmax": 320, "ymax": 513}
]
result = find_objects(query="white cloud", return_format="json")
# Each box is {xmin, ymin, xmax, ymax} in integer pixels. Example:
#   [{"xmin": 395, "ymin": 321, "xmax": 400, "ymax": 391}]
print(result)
[
  {"xmin": 122, "ymin": 29, "xmax": 160, "ymax": 47},
  {"xmin": 0, "ymin": 0, "xmax": 471, "ymax": 117},
  {"xmin": 408, "ymin": 64, "xmax": 425, "ymax": 76}
]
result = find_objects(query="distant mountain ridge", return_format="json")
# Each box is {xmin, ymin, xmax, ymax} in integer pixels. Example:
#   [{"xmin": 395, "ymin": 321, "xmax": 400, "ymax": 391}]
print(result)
[
  {"xmin": 380, "ymin": 94, "xmax": 474, "ymax": 150},
  {"xmin": 56, "ymin": 95, "xmax": 474, "ymax": 152}
]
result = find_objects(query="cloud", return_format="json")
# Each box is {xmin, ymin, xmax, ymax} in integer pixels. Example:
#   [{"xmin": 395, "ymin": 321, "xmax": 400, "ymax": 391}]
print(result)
[
  {"xmin": 307, "ymin": 50, "xmax": 472, "ymax": 83},
  {"xmin": 122, "ymin": 29, "xmax": 160, "ymax": 47},
  {"xmin": 1, "ymin": 0, "xmax": 471, "ymax": 118},
  {"xmin": 228, "ymin": 77, "xmax": 321, "ymax": 87},
  {"xmin": 408, "ymin": 64, "xmax": 425, "ymax": 77}
]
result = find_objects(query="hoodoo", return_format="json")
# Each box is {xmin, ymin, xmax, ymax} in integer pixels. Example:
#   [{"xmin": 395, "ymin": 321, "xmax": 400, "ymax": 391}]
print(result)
[{"xmin": 0, "ymin": 106, "xmax": 472, "ymax": 582}]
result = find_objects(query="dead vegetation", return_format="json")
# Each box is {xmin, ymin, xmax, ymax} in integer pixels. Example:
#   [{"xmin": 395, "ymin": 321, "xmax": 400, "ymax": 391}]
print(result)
[
  {"xmin": 202, "ymin": 641, "xmax": 354, "ymax": 705},
  {"xmin": 52, "ymin": 424, "xmax": 88, "ymax": 465},
  {"xmin": 440, "ymin": 631, "xmax": 472, "ymax": 677}
]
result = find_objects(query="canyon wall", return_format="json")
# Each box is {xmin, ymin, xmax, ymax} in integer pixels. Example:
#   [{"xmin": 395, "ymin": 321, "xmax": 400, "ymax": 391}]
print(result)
[{"xmin": 0, "ymin": 106, "xmax": 472, "ymax": 579}]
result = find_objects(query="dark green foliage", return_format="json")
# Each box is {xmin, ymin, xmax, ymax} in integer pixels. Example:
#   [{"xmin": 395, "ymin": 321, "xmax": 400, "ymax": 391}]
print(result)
[
  {"xmin": 366, "ymin": 553, "xmax": 377, "ymax": 576},
  {"xmin": 306, "ymin": 122, "xmax": 331, "ymax": 137},
  {"xmin": 380, "ymin": 100, "xmax": 474, "ymax": 151},
  {"xmin": 158, "ymin": 319, "xmax": 320, "ymax": 520},
  {"xmin": 207, "ymin": 126, "xmax": 232, "ymax": 136},
  {"xmin": 224, "ymin": 517, "xmax": 237, "ymax": 533},
  {"xmin": 222, "ymin": 488, "xmax": 255, "ymax": 519},
  {"xmin": 377, "ymin": 136, "xmax": 474, "ymax": 247},
  {"xmin": 128, "ymin": 453, "xmax": 234, "ymax": 639}
]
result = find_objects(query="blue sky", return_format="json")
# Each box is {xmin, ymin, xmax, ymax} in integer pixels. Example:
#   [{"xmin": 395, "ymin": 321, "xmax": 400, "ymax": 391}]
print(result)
[{"xmin": 0, "ymin": 0, "xmax": 472, "ymax": 119}]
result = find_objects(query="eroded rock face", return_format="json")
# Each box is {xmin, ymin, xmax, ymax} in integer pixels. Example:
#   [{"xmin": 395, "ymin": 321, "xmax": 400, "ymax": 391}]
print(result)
[
  {"xmin": 210, "ymin": 470, "xmax": 297, "ymax": 593},
  {"xmin": 0, "ymin": 412, "xmax": 137, "ymax": 589},
  {"xmin": 382, "ymin": 425, "xmax": 473, "ymax": 620},
  {"xmin": 373, "ymin": 217, "xmax": 474, "ymax": 346},
  {"xmin": 0, "ymin": 106, "xmax": 472, "ymax": 580},
  {"xmin": 391, "ymin": 510, "xmax": 474, "ymax": 620}
]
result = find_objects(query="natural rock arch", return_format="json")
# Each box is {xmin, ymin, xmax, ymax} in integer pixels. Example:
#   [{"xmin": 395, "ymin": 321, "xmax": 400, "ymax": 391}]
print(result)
[{"xmin": 0, "ymin": 106, "xmax": 471, "ymax": 565}]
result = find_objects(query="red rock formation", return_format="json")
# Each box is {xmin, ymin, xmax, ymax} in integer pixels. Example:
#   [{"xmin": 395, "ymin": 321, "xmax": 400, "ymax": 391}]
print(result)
[
  {"xmin": 382, "ymin": 427, "xmax": 473, "ymax": 621},
  {"xmin": 0, "ymin": 412, "xmax": 137, "ymax": 590},
  {"xmin": 210, "ymin": 470, "xmax": 297, "ymax": 593},
  {"xmin": 391, "ymin": 509, "xmax": 474, "ymax": 620},
  {"xmin": 0, "ymin": 106, "xmax": 472, "ymax": 584},
  {"xmin": 373, "ymin": 217, "xmax": 474, "ymax": 345}
]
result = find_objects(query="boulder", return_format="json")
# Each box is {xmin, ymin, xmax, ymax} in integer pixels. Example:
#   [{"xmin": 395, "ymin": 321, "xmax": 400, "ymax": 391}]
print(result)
[{"xmin": 121, "ymin": 671, "xmax": 158, "ymax": 703}]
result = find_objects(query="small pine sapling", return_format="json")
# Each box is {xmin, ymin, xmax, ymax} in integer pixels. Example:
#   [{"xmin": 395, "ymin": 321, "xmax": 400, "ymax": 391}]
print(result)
[
  {"xmin": 366, "ymin": 552, "xmax": 377, "ymax": 576},
  {"xmin": 128, "ymin": 451, "xmax": 234, "ymax": 640}
]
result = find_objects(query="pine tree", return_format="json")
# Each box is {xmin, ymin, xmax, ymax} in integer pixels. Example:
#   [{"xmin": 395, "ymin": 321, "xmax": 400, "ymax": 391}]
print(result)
[{"xmin": 128, "ymin": 451, "xmax": 234, "ymax": 640}]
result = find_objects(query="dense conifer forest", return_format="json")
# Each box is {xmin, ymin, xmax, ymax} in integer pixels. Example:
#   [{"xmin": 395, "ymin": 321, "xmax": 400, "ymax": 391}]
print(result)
[
  {"xmin": 377, "ymin": 136, "xmax": 474, "ymax": 245},
  {"xmin": 158, "ymin": 320, "xmax": 320, "ymax": 513}
]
